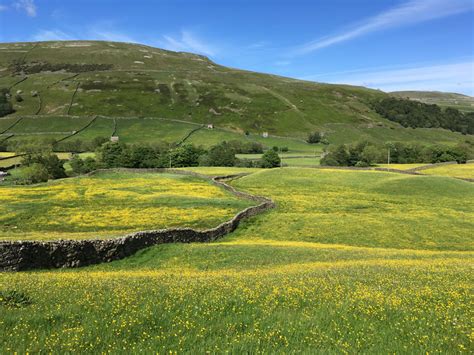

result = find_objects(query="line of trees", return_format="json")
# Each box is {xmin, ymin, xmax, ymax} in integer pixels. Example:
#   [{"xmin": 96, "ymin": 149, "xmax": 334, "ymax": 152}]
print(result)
[
  {"xmin": 321, "ymin": 140, "xmax": 474, "ymax": 167},
  {"xmin": 373, "ymin": 97, "xmax": 474, "ymax": 135}
]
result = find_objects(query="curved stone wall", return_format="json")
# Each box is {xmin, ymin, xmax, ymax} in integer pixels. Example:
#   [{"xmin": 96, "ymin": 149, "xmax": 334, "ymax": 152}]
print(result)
[{"xmin": 0, "ymin": 169, "xmax": 275, "ymax": 271}]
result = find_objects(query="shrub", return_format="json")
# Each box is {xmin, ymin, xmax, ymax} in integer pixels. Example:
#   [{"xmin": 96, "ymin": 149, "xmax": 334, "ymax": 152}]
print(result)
[
  {"xmin": 260, "ymin": 149, "xmax": 281, "ymax": 168},
  {"xmin": 200, "ymin": 142, "xmax": 236, "ymax": 167},
  {"xmin": 17, "ymin": 163, "xmax": 49, "ymax": 184},
  {"xmin": 321, "ymin": 145, "xmax": 350, "ymax": 166},
  {"xmin": 307, "ymin": 132, "xmax": 322, "ymax": 144},
  {"xmin": 169, "ymin": 144, "xmax": 202, "ymax": 167},
  {"xmin": 22, "ymin": 153, "xmax": 67, "ymax": 180},
  {"xmin": 70, "ymin": 156, "xmax": 97, "ymax": 175},
  {"xmin": 97, "ymin": 142, "xmax": 128, "ymax": 168}
]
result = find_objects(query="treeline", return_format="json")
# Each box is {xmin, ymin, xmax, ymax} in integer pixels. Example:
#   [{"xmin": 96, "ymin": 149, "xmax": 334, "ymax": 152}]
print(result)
[
  {"xmin": 321, "ymin": 140, "xmax": 474, "ymax": 167},
  {"xmin": 373, "ymin": 97, "xmax": 474, "ymax": 135},
  {"xmin": 93, "ymin": 141, "xmax": 280, "ymax": 171},
  {"xmin": 9, "ymin": 140, "xmax": 281, "ymax": 184}
]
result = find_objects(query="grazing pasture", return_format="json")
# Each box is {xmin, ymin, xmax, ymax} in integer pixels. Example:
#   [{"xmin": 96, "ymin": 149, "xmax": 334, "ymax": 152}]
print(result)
[{"xmin": 1, "ymin": 167, "xmax": 472, "ymax": 353}]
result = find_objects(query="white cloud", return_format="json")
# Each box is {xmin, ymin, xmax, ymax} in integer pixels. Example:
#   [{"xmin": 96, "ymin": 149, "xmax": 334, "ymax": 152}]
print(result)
[
  {"xmin": 0, "ymin": 5, "xmax": 8, "ymax": 11},
  {"xmin": 14, "ymin": 0, "xmax": 37, "ymax": 17},
  {"xmin": 293, "ymin": 0, "xmax": 473, "ymax": 55},
  {"xmin": 32, "ymin": 29, "xmax": 73, "ymax": 41},
  {"xmin": 304, "ymin": 61, "xmax": 474, "ymax": 96},
  {"xmin": 159, "ymin": 30, "xmax": 217, "ymax": 57}
]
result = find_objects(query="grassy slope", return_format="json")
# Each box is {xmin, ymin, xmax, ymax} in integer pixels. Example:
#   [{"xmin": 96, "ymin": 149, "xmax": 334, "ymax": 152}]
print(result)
[
  {"xmin": 0, "ymin": 40, "xmax": 468, "ymax": 146},
  {"xmin": 1, "ymin": 168, "xmax": 472, "ymax": 352},
  {"xmin": 391, "ymin": 91, "xmax": 474, "ymax": 112},
  {"xmin": 0, "ymin": 171, "xmax": 252, "ymax": 241},
  {"xmin": 421, "ymin": 162, "xmax": 474, "ymax": 179}
]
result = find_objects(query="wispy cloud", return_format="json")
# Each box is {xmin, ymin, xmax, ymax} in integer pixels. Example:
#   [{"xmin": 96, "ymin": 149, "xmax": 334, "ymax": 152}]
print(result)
[
  {"xmin": 32, "ymin": 29, "xmax": 74, "ymax": 41},
  {"xmin": 304, "ymin": 61, "xmax": 474, "ymax": 95},
  {"xmin": 159, "ymin": 30, "xmax": 217, "ymax": 57},
  {"xmin": 89, "ymin": 30, "xmax": 136, "ymax": 43},
  {"xmin": 14, "ymin": 0, "xmax": 37, "ymax": 17},
  {"xmin": 275, "ymin": 60, "xmax": 291, "ymax": 66},
  {"xmin": 292, "ymin": 0, "xmax": 473, "ymax": 55},
  {"xmin": 0, "ymin": 4, "xmax": 8, "ymax": 12}
]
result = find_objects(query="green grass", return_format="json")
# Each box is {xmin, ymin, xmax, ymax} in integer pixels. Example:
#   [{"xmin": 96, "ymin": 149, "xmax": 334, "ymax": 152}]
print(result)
[
  {"xmin": 0, "ymin": 155, "xmax": 22, "ymax": 168},
  {"xmin": 281, "ymin": 156, "xmax": 321, "ymax": 166},
  {"xmin": 421, "ymin": 162, "xmax": 474, "ymax": 179},
  {"xmin": 230, "ymin": 168, "xmax": 473, "ymax": 251},
  {"xmin": 0, "ymin": 40, "xmax": 470, "ymax": 145},
  {"xmin": 0, "ymin": 171, "xmax": 253, "ymax": 241},
  {"xmin": 391, "ymin": 91, "xmax": 474, "ymax": 112},
  {"xmin": 1, "ymin": 167, "xmax": 472, "ymax": 353},
  {"xmin": 377, "ymin": 163, "xmax": 428, "ymax": 170}
]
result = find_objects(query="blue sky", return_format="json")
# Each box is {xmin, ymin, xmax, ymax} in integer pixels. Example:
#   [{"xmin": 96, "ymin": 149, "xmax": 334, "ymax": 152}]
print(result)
[{"xmin": 0, "ymin": 0, "xmax": 473, "ymax": 95}]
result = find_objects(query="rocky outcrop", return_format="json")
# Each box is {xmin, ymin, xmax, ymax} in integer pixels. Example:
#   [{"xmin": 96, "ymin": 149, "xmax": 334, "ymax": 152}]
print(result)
[{"xmin": 0, "ymin": 169, "xmax": 275, "ymax": 272}]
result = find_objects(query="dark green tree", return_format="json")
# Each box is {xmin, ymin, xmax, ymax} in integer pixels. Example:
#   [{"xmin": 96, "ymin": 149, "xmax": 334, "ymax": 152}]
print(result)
[{"xmin": 260, "ymin": 149, "xmax": 281, "ymax": 168}]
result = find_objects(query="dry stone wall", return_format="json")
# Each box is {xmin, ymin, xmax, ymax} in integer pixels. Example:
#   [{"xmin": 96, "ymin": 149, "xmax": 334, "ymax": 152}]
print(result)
[{"xmin": 0, "ymin": 169, "xmax": 275, "ymax": 271}]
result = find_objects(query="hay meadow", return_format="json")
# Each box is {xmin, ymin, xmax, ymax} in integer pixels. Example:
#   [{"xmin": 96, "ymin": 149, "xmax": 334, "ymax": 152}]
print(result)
[{"xmin": 1, "ymin": 167, "xmax": 473, "ymax": 353}]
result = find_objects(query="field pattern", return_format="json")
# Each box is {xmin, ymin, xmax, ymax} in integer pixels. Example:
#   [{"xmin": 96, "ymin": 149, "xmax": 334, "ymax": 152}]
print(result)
[
  {"xmin": 1, "ymin": 167, "xmax": 473, "ymax": 353},
  {"xmin": 0, "ymin": 171, "xmax": 252, "ymax": 241}
]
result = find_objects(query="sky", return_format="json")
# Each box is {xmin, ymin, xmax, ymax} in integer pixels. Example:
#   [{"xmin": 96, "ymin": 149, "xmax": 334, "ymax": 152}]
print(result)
[{"xmin": 0, "ymin": 0, "xmax": 473, "ymax": 95}]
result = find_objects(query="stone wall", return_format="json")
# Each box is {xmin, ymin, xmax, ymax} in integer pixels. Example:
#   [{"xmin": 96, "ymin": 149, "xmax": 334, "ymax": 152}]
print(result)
[{"xmin": 0, "ymin": 169, "xmax": 275, "ymax": 271}]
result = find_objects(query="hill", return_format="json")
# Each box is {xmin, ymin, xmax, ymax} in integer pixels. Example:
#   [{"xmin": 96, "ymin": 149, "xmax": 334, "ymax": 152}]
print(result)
[
  {"xmin": 391, "ymin": 91, "xmax": 474, "ymax": 112},
  {"xmin": 0, "ymin": 40, "xmax": 470, "ymax": 148}
]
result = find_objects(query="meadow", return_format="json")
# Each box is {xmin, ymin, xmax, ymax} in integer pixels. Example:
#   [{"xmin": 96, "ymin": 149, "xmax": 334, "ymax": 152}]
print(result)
[
  {"xmin": 1, "ymin": 167, "xmax": 472, "ymax": 352},
  {"xmin": 421, "ymin": 162, "xmax": 474, "ymax": 180},
  {"xmin": 0, "ymin": 171, "xmax": 252, "ymax": 241}
]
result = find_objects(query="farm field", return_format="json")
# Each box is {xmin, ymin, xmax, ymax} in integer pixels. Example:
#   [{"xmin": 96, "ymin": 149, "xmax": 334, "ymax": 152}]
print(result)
[
  {"xmin": 1, "ymin": 167, "xmax": 472, "ymax": 353},
  {"xmin": 0, "ymin": 171, "xmax": 252, "ymax": 241},
  {"xmin": 421, "ymin": 162, "xmax": 474, "ymax": 180},
  {"xmin": 282, "ymin": 156, "xmax": 321, "ymax": 166},
  {"xmin": 377, "ymin": 163, "xmax": 428, "ymax": 170}
]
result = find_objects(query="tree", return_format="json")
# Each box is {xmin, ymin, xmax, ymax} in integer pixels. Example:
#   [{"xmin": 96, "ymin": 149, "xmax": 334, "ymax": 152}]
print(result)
[
  {"xmin": 321, "ymin": 144, "xmax": 350, "ymax": 166},
  {"xmin": 70, "ymin": 155, "xmax": 84, "ymax": 174},
  {"xmin": 17, "ymin": 163, "xmax": 49, "ymax": 184},
  {"xmin": 200, "ymin": 142, "xmax": 236, "ymax": 166},
  {"xmin": 360, "ymin": 145, "xmax": 382, "ymax": 165},
  {"xmin": 98, "ymin": 142, "xmax": 127, "ymax": 168},
  {"xmin": 70, "ymin": 156, "xmax": 97, "ymax": 175},
  {"xmin": 22, "ymin": 153, "xmax": 66, "ymax": 179},
  {"xmin": 307, "ymin": 131, "xmax": 322, "ymax": 144},
  {"xmin": 170, "ymin": 144, "xmax": 202, "ymax": 167},
  {"xmin": 260, "ymin": 149, "xmax": 281, "ymax": 168}
]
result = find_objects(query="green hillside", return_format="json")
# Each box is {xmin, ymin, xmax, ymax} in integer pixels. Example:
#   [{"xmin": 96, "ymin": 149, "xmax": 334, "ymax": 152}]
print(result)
[
  {"xmin": 391, "ymin": 91, "xmax": 474, "ymax": 112},
  {"xmin": 0, "ymin": 41, "xmax": 469, "ymax": 147}
]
